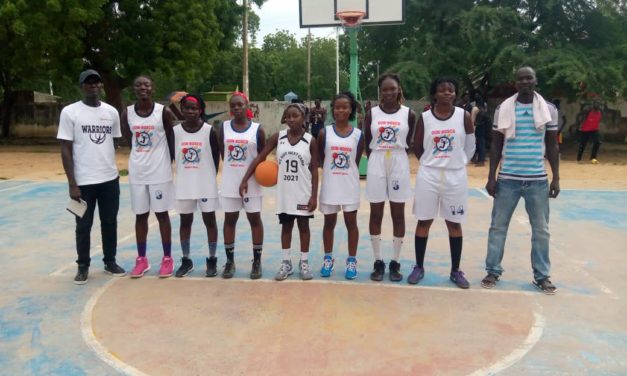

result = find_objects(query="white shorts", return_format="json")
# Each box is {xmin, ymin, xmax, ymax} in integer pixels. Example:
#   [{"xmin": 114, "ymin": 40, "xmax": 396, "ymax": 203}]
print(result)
[
  {"xmin": 220, "ymin": 196, "xmax": 262, "ymax": 213},
  {"xmin": 130, "ymin": 182, "xmax": 175, "ymax": 214},
  {"xmin": 177, "ymin": 198, "xmax": 220, "ymax": 214},
  {"xmin": 366, "ymin": 150, "xmax": 412, "ymax": 203},
  {"xmin": 319, "ymin": 202, "xmax": 360, "ymax": 215},
  {"xmin": 412, "ymin": 166, "xmax": 468, "ymax": 223}
]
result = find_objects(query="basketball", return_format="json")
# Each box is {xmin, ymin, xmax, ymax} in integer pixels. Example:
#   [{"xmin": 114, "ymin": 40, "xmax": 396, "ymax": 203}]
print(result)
[{"xmin": 255, "ymin": 160, "xmax": 278, "ymax": 187}]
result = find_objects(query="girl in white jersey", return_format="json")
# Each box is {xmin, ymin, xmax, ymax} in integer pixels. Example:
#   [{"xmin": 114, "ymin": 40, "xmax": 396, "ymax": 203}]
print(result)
[
  {"xmin": 219, "ymin": 92, "xmax": 265, "ymax": 280},
  {"xmin": 122, "ymin": 76, "xmax": 176, "ymax": 278},
  {"xmin": 409, "ymin": 77, "xmax": 475, "ymax": 289},
  {"xmin": 240, "ymin": 103, "xmax": 319, "ymax": 281},
  {"xmin": 318, "ymin": 92, "xmax": 364, "ymax": 280},
  {"xmin": 364, "ymin": 74, "xmax": 416, "ymax": 282},
  {"xmin": 172, "ymin": 94, "xmax": 220, "ymax": 278}
]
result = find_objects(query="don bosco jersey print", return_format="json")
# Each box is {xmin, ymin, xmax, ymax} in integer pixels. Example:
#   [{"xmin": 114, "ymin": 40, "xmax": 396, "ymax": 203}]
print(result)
[
  {"xmin": 221, "ymin": 120, "xmax": 262, "ymax": 198},
  {"xmin": 369, "ymin": 105, "xmax": 410, "ymax": 151},
  {"xmin": 420, "ymin": 107, "xmax": 467, "ymax": 169},
  {"xmin": 127, "ymin": 103, "xmax": 172, "ymax": 184},
  {"xmin": 319, "ymin": 125, "xmax": 362, "ymax": 206},
  {"xmin": 173, "ymin": 123, "xmax": 218, "ymax": 200},
  {"xmin": 276, "ymin": 130, "xmax": 313, "ymax": 216}
]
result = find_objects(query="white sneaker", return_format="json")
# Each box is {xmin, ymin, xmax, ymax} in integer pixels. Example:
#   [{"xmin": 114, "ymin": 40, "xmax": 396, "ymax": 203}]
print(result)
[
  {"xmin": 299, "ymin": 260, "xmax": 313, "ymax": 280},
  {"xmin": 274, "ymin": 260, "xmax": 293, "ymax": 281}
]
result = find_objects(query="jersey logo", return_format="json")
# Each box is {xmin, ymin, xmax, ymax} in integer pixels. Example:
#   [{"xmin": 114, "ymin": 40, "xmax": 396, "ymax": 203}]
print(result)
[
  {"xmin": 135, "ymin": 131, "xmax": 153, "ymax": 147},
  {"xmin": 155, "ymin": 190, "xmax": 163, "ymax": 200},
  {"xmin": 227, "ymin": 144, "xmax": 247, "ymax": 162},
  {"xmin": 432, "ymin": 134, "xmax": 455, "ymax": 155},
  {"xmin": 392, "ymin": 180, "xmax": 400, "ymax": 190},
  {"xmin": 377, "ymin": 126, "xmax": 399, "ymax": 145},
  {"xmin": 450, "ymin": 205, "xmax": 465, "ymax": 216},
  {"xmin": 331, "ymin": 152, "xmax": 350, "ymax": 170},
  {"xmin": 182, "ymin": 147, "xmax": 201, "ymax": 164}
]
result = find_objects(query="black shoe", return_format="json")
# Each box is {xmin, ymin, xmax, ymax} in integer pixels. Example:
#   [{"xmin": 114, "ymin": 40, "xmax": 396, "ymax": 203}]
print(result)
[
  {"xmin": 222, "ymin": 260, "xmax": 236, "ymax": 279},
  {"xmin": 370, "ymin": 260, "xmax": 385, "ymax": 282},
  {"xmin": 250, "ymin": 259, "xmax": 262, "ymax": 280},
  {"xmin": 104, "ymin": 262, "xmax": 126, "ymax": 277},
  {"xmin": 74, "ymin": 265, "xmax": 89, "ymax": 285},
  {"xmin": 532, "ymin": 278, "xmax": 557, "ymax": 295},
  {"xmin": 175, "ymin": 257, "xmax": 194, "ymax": 278},
  {"xmin": 206, "ymin": 256, "xmax": 218, "ymax": 277},
  {"xmin": 389, "ymin": 260, "xmax": 403, "ymax": 282}
]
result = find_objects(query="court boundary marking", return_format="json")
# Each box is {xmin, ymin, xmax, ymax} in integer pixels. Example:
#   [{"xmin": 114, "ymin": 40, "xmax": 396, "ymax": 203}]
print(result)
[{"xmin": 80, "ymin": 276, "xmax": 547, "ymax": 376}]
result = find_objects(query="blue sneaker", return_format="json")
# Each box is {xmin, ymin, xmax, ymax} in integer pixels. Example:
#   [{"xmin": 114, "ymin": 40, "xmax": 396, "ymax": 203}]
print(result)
[
  {"xmin": 320, "ymin": 255, "xmax": 334, "ymax": 277},
  {"xmin": 345, "ymin": 257, "xmax": 357, "ymax": 280}
]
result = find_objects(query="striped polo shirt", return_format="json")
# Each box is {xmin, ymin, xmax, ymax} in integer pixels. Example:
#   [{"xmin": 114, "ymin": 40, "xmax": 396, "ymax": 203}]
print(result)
[{"xmin": 497, "ymin": 101, "xmax": 558, "ymax": 181}]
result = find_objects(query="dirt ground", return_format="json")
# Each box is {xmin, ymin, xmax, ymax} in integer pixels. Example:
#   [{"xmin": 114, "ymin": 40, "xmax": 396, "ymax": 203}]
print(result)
[{"xmin": 1, "ymin": 142, "xmax": 626, "ymax": 189}]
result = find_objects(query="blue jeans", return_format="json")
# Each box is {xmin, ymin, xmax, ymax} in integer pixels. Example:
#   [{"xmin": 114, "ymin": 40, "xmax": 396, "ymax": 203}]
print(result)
[{"xmin": 485, "ymin": 179, "xmax": 551, "ymax": 281}]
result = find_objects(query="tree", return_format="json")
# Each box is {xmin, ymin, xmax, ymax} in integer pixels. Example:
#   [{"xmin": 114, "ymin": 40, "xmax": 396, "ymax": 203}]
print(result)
[{"xmin": 0, "ymin": 0, "xmax": 103, "ymax": 138}]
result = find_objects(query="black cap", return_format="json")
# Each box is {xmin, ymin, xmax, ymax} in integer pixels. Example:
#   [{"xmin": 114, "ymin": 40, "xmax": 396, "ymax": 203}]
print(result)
[{"xmin": 79, "ymin": 69, "xmax": 102, "ymax": 84}]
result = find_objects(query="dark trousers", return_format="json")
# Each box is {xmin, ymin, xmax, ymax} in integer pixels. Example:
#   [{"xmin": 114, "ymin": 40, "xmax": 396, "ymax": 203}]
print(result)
[
  {"xmin": 311, "ymin": 122, "xmax": 323, "ymax": 139},
  {"xmin": 475, "ymin": 126, "xmax": 487, "ymax": 162},
  {"xmin": 76, "ymin": 177, "xmax": 120, "ymax": 266},
  {"xmin": 577, "ymin": 131, "xmax": 601, "ymax": 161}
]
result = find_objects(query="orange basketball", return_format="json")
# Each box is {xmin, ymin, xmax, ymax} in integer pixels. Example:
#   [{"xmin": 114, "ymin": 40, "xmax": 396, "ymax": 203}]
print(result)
[{"xmin": 255, "ymin": 160, "xmax": 279, "ymax": 187}]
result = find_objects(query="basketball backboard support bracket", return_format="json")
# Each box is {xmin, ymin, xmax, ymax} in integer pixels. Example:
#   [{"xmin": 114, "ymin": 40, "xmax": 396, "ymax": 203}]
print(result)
[{"xmin": 299, "ymin": 0, "xmax": 405, "ymax": 28}]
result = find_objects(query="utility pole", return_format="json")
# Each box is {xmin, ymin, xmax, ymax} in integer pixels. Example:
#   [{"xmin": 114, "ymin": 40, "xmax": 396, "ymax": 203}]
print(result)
[
  {"xmin": 242, "ymin": 0, "xmax": 249, "ymax": 97},
  {"xmin": 307, "ymin": 28, "xmax": 312, "ymax": 104},
  {"xmin": 335, "ymin": 27, "xmax": 340, "ymax": 94}
]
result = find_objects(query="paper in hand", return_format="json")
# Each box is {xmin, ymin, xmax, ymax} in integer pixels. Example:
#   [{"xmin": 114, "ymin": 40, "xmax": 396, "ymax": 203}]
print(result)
[{"xmin": 66, "ymin": 199, "xmax": 87, "ymax": 218}]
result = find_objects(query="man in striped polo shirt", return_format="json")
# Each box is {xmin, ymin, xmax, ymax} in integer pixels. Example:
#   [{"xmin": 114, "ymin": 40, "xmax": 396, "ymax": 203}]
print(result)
[{"xmin": 481, "ymin": 66, "xmax": 560, "ymax": 295}]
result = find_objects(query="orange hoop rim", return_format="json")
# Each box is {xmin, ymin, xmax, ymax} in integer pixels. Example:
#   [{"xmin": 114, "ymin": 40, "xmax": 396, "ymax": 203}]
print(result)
[{"xmin": 336, "ymin": 10, "xmax": 366, "ymax": 28}]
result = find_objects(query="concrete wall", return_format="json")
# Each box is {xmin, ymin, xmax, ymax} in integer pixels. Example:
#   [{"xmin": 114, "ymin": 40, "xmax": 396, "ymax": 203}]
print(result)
[{"xmin": 7, "ymin": 98, "xmax": 627, "ymax": 142}]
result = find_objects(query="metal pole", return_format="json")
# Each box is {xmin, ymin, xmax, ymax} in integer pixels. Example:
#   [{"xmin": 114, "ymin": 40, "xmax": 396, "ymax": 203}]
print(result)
[
  {"xmin": 349, "ymin": 27, "xmax": 358, "ymax": 127},
  {"xmin": 336, "ymin": 27, "xmax": 340, "ymax": 94},
  {"xmin": 307, "ymin": 28, "xmax": 311, "ymax": 103},
  {"xmin": 242, "ymin": 0, "xmax": 249, "ymax": 97}
]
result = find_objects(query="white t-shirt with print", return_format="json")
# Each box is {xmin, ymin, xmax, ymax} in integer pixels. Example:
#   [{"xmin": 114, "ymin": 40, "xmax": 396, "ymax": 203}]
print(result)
[{"xmin": 57, "ymin": 101, "xmax": 121, "ymax": 185}]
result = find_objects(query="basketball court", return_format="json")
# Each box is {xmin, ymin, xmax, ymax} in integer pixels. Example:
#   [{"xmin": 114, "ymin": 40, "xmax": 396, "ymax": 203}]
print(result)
[{"xmin": 1, "ymin": 176, "xmax": 626, "ymax": 375}]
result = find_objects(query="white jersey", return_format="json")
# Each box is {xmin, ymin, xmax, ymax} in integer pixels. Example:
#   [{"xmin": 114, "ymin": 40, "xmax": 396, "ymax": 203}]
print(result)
[
  {"xmin": 221, "ymin": 120, "xmax": 262, "ymax": 198},
  {"xmin": 368, "ymin": 105, "xmax": 410, "ymax": 152},
  {"xmin": 319, "ymin": 125, "xmax": 362, "ymax": 206},
  {"xmin": 420, "ymin": 107, "xmax": 468, "ymax": 169},
  {"xmin": 56, "ymin": 101, "xmax": 121, "ymax": 186},
  {"xmin": 127, "ymin": 103, "xmax": 173, "ymax": 184},
  {"xmin": 276, "ymin": 130, "xmax": 313, "ymax": 215},
  {"xmin": 173, "ymin": 123, "xmax": 218, "ymax": 200}
]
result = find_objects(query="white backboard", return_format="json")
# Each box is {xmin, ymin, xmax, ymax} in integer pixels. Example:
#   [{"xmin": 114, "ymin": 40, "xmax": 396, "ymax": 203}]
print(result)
[{"xmin": 299, "ymin": 0, "xmax": 405, "ymax": 28}]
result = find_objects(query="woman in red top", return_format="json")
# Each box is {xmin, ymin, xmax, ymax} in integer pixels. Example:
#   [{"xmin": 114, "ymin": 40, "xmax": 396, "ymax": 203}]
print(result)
[{"xmin": 577, "ymin": 102, "xmax": 602, "ymax": 164}]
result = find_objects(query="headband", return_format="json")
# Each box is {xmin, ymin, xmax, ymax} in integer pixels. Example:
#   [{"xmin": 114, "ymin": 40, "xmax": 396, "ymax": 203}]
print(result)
[
  {"xmin": 183, "ymin": 96, "xmax": 199, "ymax": 105},
  {"xmin": 286, "ymin": 103, "xmax": 307, "ymax": 116},
  {"xmin": 231, "ymin": 91, "xmax": 249, "ymax": 104}
]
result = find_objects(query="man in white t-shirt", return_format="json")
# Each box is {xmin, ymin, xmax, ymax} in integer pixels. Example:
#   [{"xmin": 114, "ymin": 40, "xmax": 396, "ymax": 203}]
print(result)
[{"xmin": 57, "ymin": 69, "xmax": 126, "ymax": 284}]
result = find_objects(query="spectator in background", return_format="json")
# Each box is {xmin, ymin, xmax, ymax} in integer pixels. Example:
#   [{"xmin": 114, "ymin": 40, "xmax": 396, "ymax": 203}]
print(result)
[
  {"xmin": 309, "ymin": 98, "xmax": 327, "ymax": 138},
  {"xmin": 577, "ymin": 101, "xmax": 602, "ymax": 164}
]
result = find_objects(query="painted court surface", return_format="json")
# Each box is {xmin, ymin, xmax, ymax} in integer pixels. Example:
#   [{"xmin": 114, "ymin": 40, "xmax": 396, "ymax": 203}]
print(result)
[{"xmin": 1, "ymin": 151, "xmax": 626, "ymax": 375}]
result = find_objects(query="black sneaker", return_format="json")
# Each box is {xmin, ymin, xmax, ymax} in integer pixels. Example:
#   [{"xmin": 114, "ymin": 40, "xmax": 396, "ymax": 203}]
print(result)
[
  {"xmin": 74, "ymin": 265, "xmax": 89, "ymax": 285},
  {"xmin": 532, "ymin": 279, "xmax": 557, "ymax": 295},
  {"xmin": 175, "ymin": 257, "xmax": 194, "ymax": 278},
  {"xmin": 389, "ymin": 260, "xmax": 403, "ymax": 282},
  {"xmin": 370, "ymin": 260, "xmax": 385, "ymax": 282},
  {"xmin": 222, "ymin": 260, "xmax": 236, "ymax": 279},
  {"xmin": 250, "ymin": 259, "xmax": 262, "ymax": 279},
  {"xmin": 104, "ymin": 262, "xmax": 126, "ymax": 277},
  {"xmin": 206, "ymin": 256, "xmax": 218, "ymax": 277},
  {"xmin": 481, "ymin": 273, "xmax": 499, "ymax": 289}
]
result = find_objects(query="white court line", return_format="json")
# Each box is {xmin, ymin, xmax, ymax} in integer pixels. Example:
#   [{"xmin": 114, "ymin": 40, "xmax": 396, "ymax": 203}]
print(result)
[
  {"xmin": 467, "ymin": 306, "xmax": 546, "ymax": 376},
  {"xmin": 475, "ymin": 187, "xmax": 492, "ymax": 200},
  {"xmin": 0, "ymin": 181, "xmax": 39, "ymax": 193},
  {"xmin": 81, "ymin": 278, "xmax": 149, "ymax": 376}
]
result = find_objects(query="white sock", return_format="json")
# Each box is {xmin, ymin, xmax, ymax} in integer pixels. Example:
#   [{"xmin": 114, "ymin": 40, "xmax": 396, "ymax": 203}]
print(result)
[
  {"xmin": 371, "ymin": 235, "xmax": 382, "ymax": 260},
  {"xmin": 300, "ymin": 251, "xmax": 309, "ymax": 261},
  {"xmin": 282, "ymin": 248, "xmax": 291, "ymax": 261},
  {"xmin": 324, "ymin": 251, "xmax": 333, "ymax": 258},
  {"xmin": 393, "ymin": 237, "xmax": 403, "ymax": 261}
]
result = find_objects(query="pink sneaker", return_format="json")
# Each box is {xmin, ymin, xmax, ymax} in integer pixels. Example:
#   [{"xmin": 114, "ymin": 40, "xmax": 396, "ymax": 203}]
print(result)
[
  {"xmin": 130, "ymin": 257, "xmax": 150, "ymax": 278},
  {"xmin": 159, "ymin": 256, "xmax": 174, "ymax": 278}
]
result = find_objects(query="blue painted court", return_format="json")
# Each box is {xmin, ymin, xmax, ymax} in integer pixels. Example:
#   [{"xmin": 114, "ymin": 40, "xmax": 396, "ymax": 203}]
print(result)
[{"xmin": 1, "ymin": 180, "xmax": 626, "ymax": 375}]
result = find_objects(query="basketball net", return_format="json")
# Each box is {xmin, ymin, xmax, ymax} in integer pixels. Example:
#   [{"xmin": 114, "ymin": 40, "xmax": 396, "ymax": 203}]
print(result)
[{"xmin": 336, "ymin": 10, "xmax": 366, "ymax": 29}]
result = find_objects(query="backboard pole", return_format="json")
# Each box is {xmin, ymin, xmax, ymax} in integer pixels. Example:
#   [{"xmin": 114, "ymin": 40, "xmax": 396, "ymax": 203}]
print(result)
[
  {"xmin": 242, "ymin": 0, "xmax": 249, "ymax": 97},
  {"xmin": 348, "ymin": 28, "xmax": 359, "ymax": 127}
]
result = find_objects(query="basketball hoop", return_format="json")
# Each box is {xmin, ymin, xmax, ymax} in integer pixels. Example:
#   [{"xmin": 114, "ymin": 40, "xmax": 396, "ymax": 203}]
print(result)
[{"xmin": 336, "ymin": 10, "xmax": 366, "ymax": 28}]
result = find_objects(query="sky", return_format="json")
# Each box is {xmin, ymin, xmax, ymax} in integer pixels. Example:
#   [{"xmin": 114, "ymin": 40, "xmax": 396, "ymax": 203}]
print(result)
[{"xmin": 253, "ymin": 0, "xmax": 337, "ymax": 46}]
